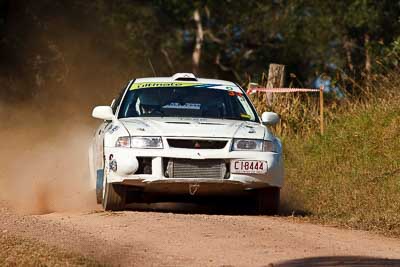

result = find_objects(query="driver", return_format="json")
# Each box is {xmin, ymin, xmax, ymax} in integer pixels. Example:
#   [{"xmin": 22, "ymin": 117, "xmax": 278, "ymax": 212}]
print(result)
[{"xmin": 138, "ymin": 90, "xmax": 160, "ymax": 115}]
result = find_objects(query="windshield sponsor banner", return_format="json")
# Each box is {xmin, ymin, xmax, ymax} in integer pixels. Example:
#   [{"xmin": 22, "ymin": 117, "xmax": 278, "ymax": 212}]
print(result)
[
  {"xmin": 131, "ymin": 82, "xmax": 198, "ymax": 90},
  {"xmin": 130, "ymin": 81, "xmax": 232, "ymax": 90}
]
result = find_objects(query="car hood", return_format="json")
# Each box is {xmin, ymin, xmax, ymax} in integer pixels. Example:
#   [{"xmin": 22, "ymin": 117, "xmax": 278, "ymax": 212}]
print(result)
[{"xmin": 119, "ymin": 117, "xmax": 269, "ymax": 139}]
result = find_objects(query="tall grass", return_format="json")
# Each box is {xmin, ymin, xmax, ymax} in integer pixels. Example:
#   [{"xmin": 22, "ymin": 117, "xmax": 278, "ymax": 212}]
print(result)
[
  {"xmin": 283, "ymin": 95, "xmax": 400, "ymax": 236},
  {"xmin": 248, "ymin": 76, "xmax": 341, "ymax": 137},
  {"xmin": 250, "ymin": 69, "xmax": 400, "ymax": 236},
  {"xmin": 249, "ymin": 91, "xmax": 330, "ymax": 136}
]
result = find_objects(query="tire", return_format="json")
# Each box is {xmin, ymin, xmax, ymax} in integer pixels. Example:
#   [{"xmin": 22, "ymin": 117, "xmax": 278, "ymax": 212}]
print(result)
[
  {"xmin": 102, "ymin": 183, "xmax": 126, "ymax": 211},
  {"xmin": 253, "ymin": 187, "xmax": 280, "ymax": 215}
]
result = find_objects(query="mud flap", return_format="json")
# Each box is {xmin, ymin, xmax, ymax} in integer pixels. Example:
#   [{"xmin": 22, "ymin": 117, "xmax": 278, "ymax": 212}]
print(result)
[{"xmin": 96, "ymin": 169, "xmax": 104, "ymax": 204}]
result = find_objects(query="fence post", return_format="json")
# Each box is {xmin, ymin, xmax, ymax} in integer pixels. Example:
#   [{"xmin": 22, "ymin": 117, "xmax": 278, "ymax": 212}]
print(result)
[
  {"xmin": 319, "ymin": 85, "xmax": 324, "ymax": 135},
  {"xmin": 266, "ymin": 64, "xmax": 285, "ymax": 107}
]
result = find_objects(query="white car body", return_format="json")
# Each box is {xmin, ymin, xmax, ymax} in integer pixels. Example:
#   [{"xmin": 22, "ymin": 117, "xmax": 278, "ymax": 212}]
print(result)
[{"xmin": 89, "ymin": 73, "xmax": 284, "ymax": 212}]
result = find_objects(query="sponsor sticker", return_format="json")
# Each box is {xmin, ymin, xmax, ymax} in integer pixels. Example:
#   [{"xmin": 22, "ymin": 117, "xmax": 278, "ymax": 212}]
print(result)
[
  {"xmin": 163, "ymin": 102, "xmax": 201, "ymax": 110},
  {"xmin": 107, "ymin": 125, "xmax": 120, "ymax": 134},
  {"xmin": 109, "ymin": 154, "xmax": 117, "ymax": 172}
]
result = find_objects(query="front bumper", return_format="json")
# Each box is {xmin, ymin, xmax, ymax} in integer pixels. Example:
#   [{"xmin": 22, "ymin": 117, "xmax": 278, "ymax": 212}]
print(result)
[{"xmin": 103, "ymin": 145, "xmax": 284, "ymax": 194}]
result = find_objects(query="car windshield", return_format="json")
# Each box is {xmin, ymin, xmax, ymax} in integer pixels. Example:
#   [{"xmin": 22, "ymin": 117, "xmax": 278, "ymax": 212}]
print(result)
[{"xmin": 118, "ymin": 86, "xmax": 258, "ymax": 122}]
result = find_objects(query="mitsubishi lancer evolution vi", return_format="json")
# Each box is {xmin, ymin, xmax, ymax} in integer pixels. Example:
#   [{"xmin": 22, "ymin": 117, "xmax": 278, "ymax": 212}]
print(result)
[{"xmin": 89, "ymin": 73, "xmax": 284, "ymax": 213}]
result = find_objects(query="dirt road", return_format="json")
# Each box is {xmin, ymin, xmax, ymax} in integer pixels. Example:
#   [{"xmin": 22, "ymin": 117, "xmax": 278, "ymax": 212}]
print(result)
[{"xmin": 1, "ymin": 202, "xmax": 400, "ymax": 267}]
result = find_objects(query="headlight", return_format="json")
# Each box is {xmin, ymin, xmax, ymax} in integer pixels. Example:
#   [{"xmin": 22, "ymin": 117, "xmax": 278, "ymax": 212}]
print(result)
[
  {"xmin": 232, "ymin": 139, "xmax": 263, "ymax": 151},
  {"xmin": 131, "ymin": 137, "xmax": 163, "ymax": 149},
  {"xmin": 116, "ymin": 136, "xmax": 163, "ymax": 148},
  {"xmin": 115, "ymin": 136, "xmax": 130, "ymax": 147},
  {"xmin": 231, "ymin": 139, "xmax": 277, "ymax": 152}
]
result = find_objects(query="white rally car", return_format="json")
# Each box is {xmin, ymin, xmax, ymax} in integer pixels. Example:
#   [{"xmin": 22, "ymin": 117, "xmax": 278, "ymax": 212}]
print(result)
[{"xmin": 89, "ymin": 73, "xmax": 284, "ymax": 213}]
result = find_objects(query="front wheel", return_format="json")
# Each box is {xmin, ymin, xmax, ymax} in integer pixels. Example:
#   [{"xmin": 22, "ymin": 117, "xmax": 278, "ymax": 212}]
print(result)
[
  {"xmin": 253, "ymin": 187, "xmax": 280, "ymax": 215},
  {"xmin": 102, "ymin": 183, "xmax": 126, "ymax": 211}
]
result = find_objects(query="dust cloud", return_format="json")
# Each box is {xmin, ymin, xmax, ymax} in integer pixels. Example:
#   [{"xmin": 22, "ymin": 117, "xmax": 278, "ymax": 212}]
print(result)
[
  {"xmin": 0, "ymin": 39, "xmax": 132, "ymax": 214},
  {"xmin": 0, "ymin": 2, "xmax": 147, "ymax": 214},
  {"xmin": 0, "ymin": 97, "xmax": 100, "ymax": 214}
]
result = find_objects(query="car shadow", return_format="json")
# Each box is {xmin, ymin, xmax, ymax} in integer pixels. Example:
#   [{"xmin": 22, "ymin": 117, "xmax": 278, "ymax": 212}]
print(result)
[
  {"xmin": 124, "ymin": 197, "xmax": 310, "ymax": 217},
  {"xmin": 272, "ymin": 256, "xmax": 400, "ymax": 267},
  {"xmin": 125, "ymin": 200, "xmax": 252, "ymax": 215},
  {"xmin": 126, "ymin": 203, "xmax": 225, "ymax": 215}
]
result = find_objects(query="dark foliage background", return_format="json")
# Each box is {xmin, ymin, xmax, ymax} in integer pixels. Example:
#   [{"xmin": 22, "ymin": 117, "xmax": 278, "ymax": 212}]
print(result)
[{"xmin": 1, "ymin": 0, "xmax": 399, "ymax": 103}]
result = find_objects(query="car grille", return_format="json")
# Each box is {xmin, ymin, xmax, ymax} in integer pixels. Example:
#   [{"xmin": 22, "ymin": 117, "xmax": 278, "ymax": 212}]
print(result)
[
  {"xmin": 164, "ymin": 158, "xmax": 227, "ymax": 179},
  {"xmin": 167, "ymin": 139, "xmax": 228, "ymax": 149}
]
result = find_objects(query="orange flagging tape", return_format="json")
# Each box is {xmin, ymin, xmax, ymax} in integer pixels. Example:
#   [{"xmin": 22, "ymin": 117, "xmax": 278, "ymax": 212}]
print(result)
[{"xmin": 247, "ymin": 87, "xmax": 321, "ymax": 94}]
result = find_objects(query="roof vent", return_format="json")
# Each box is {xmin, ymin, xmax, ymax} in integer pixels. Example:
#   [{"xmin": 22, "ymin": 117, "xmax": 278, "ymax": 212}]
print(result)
[{"xmin": 172, "ymin": 73, "xmax": 198, "ymax": 81}]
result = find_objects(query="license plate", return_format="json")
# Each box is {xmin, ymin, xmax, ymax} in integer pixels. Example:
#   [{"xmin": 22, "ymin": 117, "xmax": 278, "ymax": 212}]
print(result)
[{"xmin": 231, "ymin": 160, "xmax": 267, "ymax": 174}]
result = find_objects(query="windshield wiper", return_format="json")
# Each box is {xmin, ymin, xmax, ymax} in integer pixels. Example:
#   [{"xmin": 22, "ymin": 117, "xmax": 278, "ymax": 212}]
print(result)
[{"xmin": 221, "ymin": 116, "xmax": 250, "ymax": 121}]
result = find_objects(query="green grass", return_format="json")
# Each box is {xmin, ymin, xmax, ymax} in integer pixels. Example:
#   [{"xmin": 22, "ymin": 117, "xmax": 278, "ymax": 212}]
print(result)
[{"xmin": 282, "ymin": 97, "xmax": 400, "ymax": 236}]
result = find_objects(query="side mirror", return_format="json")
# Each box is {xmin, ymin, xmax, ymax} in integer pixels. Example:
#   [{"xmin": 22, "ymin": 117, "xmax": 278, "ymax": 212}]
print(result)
[
  {"xmin": 261, "ymin": 112, "xmax": 280, "ymax": 125},
  {"xmin": 92, "ymin": 106, "xmax": 114, "ymax": 121}
]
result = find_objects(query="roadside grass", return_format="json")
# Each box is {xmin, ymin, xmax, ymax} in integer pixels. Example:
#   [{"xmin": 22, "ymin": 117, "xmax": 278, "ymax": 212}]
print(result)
[
  {"xmin": 0, "ymin": 232, "xmax": 102, "ymax": 266},
  {"xmin": 281, "ymin": 95, "xmax": 400, "ymax": 236}
]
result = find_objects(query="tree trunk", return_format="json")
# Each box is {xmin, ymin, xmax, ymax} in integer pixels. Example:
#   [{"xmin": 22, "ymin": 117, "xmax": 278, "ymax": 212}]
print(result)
[
  {"xmin": 266, "ymin": 64, "xmax": 285, "ymax": 106},
  {"xmin": 364, "ymin": 33, "xmax": 371, "ymax": 79},
  {"xmin": 192, "ymin": 8, "xmax": 203, "ymax": 75},
  {"xmin": 343, "ymin": 37, "xmax": 354, "ymax": 72}
]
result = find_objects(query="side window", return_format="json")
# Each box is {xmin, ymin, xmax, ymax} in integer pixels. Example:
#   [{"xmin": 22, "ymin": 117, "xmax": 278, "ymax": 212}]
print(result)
[{"xmin": 111, "ymin": 82, "xmax": 131, "ymax": 114}]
